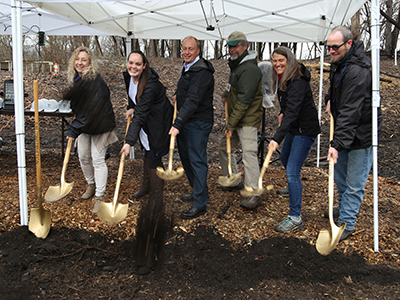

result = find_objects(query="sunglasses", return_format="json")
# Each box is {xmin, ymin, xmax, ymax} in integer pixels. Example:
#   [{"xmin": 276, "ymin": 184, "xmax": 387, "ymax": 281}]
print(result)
[{"xmin": 326, "ymin": 40, "xmax": 348, "ymax": 51}]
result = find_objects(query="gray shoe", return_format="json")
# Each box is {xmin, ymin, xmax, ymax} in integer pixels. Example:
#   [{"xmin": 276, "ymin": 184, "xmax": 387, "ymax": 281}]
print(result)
[
  {"xmin": 92, "ymin": 196, "xmax": 105, "ymax": 213},
  {"xmin": 324, "ymin": 207, "xmax": 340, "ymax": 218},
  {"xmin": 240, "ymin": 195, "xmax": 261, "ymax": 209},
  {"xmin": 339, "ymin": 229, "xmax": 355, "ymax": 242},
  {"xmin": 82, "ymin": 183, "xmax": 95, "ymax": 199},
  {"xmin": 217, "ymin": 178, "xmax": 244, "ymax": 192},
  {"xmin": 275, "ymin": 217, "xmax": 304, "ymax": 233},
  {"xmin": 277, "ymin": 187, "xmax": 289, "ymax": 197}
]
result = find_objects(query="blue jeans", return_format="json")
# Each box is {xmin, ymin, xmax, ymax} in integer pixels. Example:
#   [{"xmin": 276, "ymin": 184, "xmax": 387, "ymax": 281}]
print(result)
[
  {"xmin": 280, "ymin": 133, "xmax": 316, "ymax": 217},
  {"xmin": 177, "ymin": 120, "xmax": 212, "ymax": 210},
  {"xmin": 335, "ymin": 147, "xmax": 373, "ymax": 231}
]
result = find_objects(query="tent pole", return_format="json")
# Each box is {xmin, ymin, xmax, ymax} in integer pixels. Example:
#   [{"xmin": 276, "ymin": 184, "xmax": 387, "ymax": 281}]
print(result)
[
  {"xmin": 371, "ymin": 0, "xmax": 381, "ymax": 252},
  {"xmin": 317, "ymin": 43, "xmax": 325, "ymax": 168},
  {"xmin": 11, "ymin": 0, "xmax": 28, "ymax": 226}
]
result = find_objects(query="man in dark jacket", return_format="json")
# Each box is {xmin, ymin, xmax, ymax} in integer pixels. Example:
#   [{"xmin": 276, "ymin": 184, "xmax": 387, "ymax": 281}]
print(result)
[
  {"xmin": 325, "ymin": 26, "xmax": 382, "ymax": 241},
  {"xmin": 169, "ymin": 36, "xmax": 214, "ymax": 219},
  {"xmin": 218, "ymin": 31, "xmax": 263, "ymax": 209}
]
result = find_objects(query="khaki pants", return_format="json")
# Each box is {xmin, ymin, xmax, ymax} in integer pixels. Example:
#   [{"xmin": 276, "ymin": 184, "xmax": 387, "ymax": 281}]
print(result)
[{"xmin": 218, "ymin": 126, "xmax": 260, "ymax": 190}]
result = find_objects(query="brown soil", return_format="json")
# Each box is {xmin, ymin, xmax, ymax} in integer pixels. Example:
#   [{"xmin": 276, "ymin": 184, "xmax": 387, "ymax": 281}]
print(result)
[{"xmin": 0, "ymin": 57, "xmax": 400, "ymax": 299}]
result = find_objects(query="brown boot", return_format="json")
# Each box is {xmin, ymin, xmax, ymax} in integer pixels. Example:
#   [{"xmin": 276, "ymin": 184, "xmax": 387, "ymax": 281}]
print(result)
[
  {"xmin": 135, "ymin": 169, "xmax": 165, "ymax": 271},
  {"xmin": 81, "ymin": 183, "xmax": 95, "ymax": 199},
  {"xmin": 133, "ymin": 157, "xmax": 150, "ymax": 198}
]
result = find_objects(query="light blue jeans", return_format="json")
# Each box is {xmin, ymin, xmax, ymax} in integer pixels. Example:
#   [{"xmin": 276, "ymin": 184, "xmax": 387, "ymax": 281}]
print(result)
[
  {"xmin": 335, "ymin": 147, "xmax": 373, "ymax": 231},
  {"xmin": 280, "ymin": 133, "xmax": 316, "ymax": 217}
]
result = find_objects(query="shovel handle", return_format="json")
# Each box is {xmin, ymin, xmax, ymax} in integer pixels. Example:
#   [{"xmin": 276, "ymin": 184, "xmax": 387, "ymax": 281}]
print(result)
[
  {"xmin": 258, "ymin": 146, "xmax": 274, "ymax": 188},
  {"xmin": 124, "ymin": 115, "xmax": 132, "ymax": 142},
  {"xmin": 328, "ymin": 113, "xmax": 335, "ymax": 225},
  {"xmin": 60, "ymin": 138, "xmax": 73, "ymax": 182},
  {"xmin": 113, "ymin": 152, "xmax": 126, "ymax": 206},
  {"xmin": 33, "ymin": 80, "xmax": 44, "ymax": 209}
]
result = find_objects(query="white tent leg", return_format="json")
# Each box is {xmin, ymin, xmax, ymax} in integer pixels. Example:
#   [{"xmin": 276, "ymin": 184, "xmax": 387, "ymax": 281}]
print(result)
[
  {"xmin": 371, "ymin": 0, "xmax": 380, "ymax": 252},
  {"xmin": 317, "ymin": 44, "xmax": 325, "ymax": 168},
  {"xmin": 11, "ymin": 0, "xmax": 28, "ymax": 226}
]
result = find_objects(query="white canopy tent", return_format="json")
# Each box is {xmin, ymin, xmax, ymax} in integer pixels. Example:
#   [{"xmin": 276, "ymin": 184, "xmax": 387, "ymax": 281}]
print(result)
[{"xmin": 10, "ymin": 0, "xmax": 381, "ymax": 251}]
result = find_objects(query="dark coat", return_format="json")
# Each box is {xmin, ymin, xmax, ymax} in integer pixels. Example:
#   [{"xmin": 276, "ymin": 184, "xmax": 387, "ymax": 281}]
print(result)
[
  {"xmin": 124, "ymin": 68, "xmax": 173, "ymax": 159},
  {"xmin": 65, "ymin": 73, "xmax": 115, "ymax": 139},
  {"xmin": 172, "ymin": 58, "xmax": 214, "ymax": 131},
  {"xmin": 272, "ymin": 64, "xmax": 321, "ymax": 144},
  {"xmin": 326, "ymin": 40, "xmax": 382, "ymax": 151}
]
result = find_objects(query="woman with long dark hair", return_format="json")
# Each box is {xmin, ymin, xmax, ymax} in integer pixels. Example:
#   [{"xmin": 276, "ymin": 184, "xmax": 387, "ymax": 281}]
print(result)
[{"xmin": 120, "ymin": 51, "xmax": 173, "ymax": 272}]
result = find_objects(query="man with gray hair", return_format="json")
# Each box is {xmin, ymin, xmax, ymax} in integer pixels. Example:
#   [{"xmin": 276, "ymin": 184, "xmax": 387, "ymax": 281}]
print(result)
[{"xmin": 218, "ymin": 31, "xmax": 263, "ymax": 209}]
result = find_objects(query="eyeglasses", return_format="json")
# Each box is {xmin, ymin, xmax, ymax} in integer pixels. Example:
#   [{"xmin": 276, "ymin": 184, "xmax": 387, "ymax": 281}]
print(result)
[{"xmin": 326, "ymin": 40, "xmax": 348, "ymax": 51}]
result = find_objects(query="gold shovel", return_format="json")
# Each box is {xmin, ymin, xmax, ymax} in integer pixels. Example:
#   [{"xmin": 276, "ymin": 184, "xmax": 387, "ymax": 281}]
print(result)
[
  {"xmin": 240, "ymin": 146, "xmax": 274, "ymax": 197},
  {"xmin": 97, "ymin": 116, "xmax": 132, "ymax": 225},
  {"xmin": 316, "ymin": 114, "xmax": 346, "ymax": 255},
  {"xmin": 156, "ymin": 101, "xmax": 184, "ymax": 181},
  {"xmin": 44, "ymin": 137, "xmax": 74, "ymax": 202},
  {"xmin": 218, "ymin": 102, "xmax": 242, "ymax": 186},
  {"xmin": 29, "ymin": 80, "xmax": 51, "ymax": 238}
]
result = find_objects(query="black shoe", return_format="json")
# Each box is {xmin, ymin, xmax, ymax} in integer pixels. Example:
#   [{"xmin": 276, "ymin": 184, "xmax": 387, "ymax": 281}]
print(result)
[
  {"xmin": 339, "ymin": 229, "xmax": 355, "ymax": 242},
  {"xmin": 181, "ymin": 192, "xmax": 194, "ymax": 202},
  {"xmin": 324, "ymin": 207, "xmax": 340, "ymax": 218},
  {"xmin": 240, "ymin": 195, "xmax": 261, "ymax": 209},
  {"xmin": 180, "ymin": 207, "xmax": 206, "ymax": 219},
  {"xmin": 217, "ymin": 182, "xmax": 244, "ymax": 192}
]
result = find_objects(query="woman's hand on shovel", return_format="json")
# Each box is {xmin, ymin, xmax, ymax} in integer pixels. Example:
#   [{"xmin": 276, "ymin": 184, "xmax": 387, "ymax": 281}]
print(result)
[
  {"xmin": 169, "ymin": 126, "xmax": 180, "ymax": 136},
  {"xmin": 120, "ymin": 143, "xmax": 131, "ymax": 156},
  {"xmin": 268, "ymin": 140, "xmax": 279, "ymax": 152}
]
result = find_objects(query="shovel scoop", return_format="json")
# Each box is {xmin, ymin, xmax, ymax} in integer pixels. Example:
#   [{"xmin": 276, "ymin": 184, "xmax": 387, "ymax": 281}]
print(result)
[
  {"xmin": 316, "ymin": 114, "xmax": 346, "ymax": 255},
  {"xmin": 218, "ymin": 102, "xmax": 242, "ymax": 186},
  {"xmin": 97, "ymin": 116, "xmax": 132, "ymax": 225},
  {"xmin": 240, "ymin": 146, "xmax": 274, "ymax": 197},
  {"xmin": 97, "ymin": 152, "xmax": 129, "ymax": 225},
  {"xmin": 44, "ymin": 138, "xmax": 74, "ymax": 202},
  {"xmin": 156, "ymin": 101, "xmax": 184, "ymax": 181},
  {"xmin": 29, "ymin": 80, "xmax": 51, "ymax": 239}
]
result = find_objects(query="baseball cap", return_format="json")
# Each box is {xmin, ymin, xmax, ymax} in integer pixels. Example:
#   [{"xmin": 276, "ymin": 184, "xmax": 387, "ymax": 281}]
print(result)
[{"xmin": 226, "ymin": 31, "xmax": 247, "ymax": 46}]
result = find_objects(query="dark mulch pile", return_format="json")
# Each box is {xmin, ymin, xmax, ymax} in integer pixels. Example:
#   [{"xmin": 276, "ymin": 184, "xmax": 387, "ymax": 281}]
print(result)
[{"xmin": 1, "ymin": 57, "xmax": 400, "ymax": 299}]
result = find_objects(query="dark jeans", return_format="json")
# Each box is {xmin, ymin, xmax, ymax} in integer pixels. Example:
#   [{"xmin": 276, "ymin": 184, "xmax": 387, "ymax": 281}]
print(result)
[
  {"xmin": 177, "ymin": 120, "xmax": 212, "ymax": 210},
  {"xmin": 280, "ymin": 132, "xmax": 316, "ymax": 217}
]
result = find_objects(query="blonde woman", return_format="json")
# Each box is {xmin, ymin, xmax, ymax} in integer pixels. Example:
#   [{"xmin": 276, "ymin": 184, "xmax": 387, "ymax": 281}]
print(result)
[{"xmin": 64, "ymin": 46, "xmax": 117, "ymax": 213}]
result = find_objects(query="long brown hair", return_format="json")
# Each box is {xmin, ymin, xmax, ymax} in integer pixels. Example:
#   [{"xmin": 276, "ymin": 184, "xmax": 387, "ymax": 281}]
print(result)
[
  {"xmin": 272, "ymin": 46, "xmax": 302, "ymax": 92},
  {"xmin": 127, "ymin": 50, "xmax": 149, "ymax": 101}
]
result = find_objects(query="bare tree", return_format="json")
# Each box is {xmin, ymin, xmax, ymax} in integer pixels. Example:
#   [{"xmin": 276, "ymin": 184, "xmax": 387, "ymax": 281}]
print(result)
[{"xmin": 171, "ymin": 39, "xmax": 181, "ymax": 58}]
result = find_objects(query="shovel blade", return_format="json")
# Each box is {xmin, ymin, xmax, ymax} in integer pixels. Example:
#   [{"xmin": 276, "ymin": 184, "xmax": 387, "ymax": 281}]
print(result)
[
  {"xmin": 239, "ymin": 186, "xmax": 264, "ymax": 197},
  {"xmin": 97, "ymin": 202, "xmax": 129, "ymax": 225},
  {"xmin": 218, "ymin": 172, "xmax": 242, "ymax": 187},
  {"xmin": 316, "ymin": 223, "xmax": 346, "ymax": 255},
  {"xmin": 156, "ymin": 167, "xmax": 184, "ymax": 181},
  {"xmin": 29, "ymin": 208, "xmax": 51, "ymax": 239},
  {"xmin": 44, "ymin": 181, "xmax": 74, "ymax": 202}
]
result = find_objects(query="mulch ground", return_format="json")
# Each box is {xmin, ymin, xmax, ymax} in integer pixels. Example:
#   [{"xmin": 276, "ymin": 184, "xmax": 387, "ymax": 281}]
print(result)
[{"xmin": 1, "ymin": 56, "xmax": 400, "ymax": 299}]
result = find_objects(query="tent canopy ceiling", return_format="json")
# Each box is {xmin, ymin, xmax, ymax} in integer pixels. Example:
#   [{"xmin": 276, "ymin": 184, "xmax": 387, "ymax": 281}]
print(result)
[
  {"xmin": 0, "ymin": 0, "xmax": 109, "ymax": 35},
  {"xmin": 26, "ymin": 0, "xmax": 367, "ymax": 42}
]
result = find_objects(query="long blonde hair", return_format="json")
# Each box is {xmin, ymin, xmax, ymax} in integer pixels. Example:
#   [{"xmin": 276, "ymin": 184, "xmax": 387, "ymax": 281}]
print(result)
[{"xmin": 67, "ymin": 46, "xmax": 98, "ymax": 86}]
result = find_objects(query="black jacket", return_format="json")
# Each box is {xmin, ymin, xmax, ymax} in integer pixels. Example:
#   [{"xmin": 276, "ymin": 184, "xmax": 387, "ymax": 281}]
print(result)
[
  {"xmin": 272, "ymin": 64, "xmax": 321, "ymax": 144},
  {"xmin": 172, "ymin": 58, "xmax": 214, "ymax": 131},
  {"xmin": 326, "ymin": 40, "xmax": 382, "ymax": 151},
  {"xmin": 124, "ymin": 68, "xmax": 173, "ymax": 159},
  {"xmin": 65, "ymin": 73, "xmax": 115, "ymax": 139}
]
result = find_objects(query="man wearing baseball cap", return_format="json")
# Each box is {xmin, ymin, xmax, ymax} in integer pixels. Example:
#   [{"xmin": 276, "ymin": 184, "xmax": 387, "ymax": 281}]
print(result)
[{"xmin": 218, "ymin": 31, "xmax": 263, "ymax": 209}]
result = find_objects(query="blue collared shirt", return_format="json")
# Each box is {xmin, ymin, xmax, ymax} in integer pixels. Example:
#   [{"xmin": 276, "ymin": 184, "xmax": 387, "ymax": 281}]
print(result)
[{"xmin": 184, "ymin": 56, "xmax": 200, "ymax": 72}]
